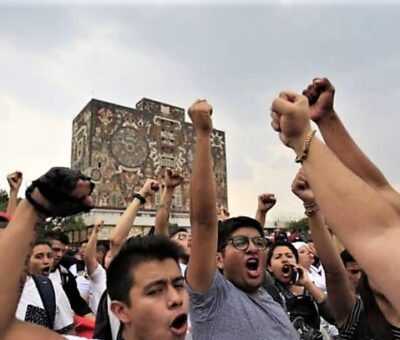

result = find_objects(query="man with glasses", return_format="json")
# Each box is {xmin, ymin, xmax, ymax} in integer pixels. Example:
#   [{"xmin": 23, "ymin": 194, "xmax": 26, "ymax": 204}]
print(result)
[{"xmin": 185, "ymin": 99, "xmax": 298, "ymax": 339}]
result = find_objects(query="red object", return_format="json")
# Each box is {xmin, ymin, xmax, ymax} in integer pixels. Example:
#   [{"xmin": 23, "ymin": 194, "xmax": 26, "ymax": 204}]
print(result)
[
  {"xmin": 0, "ymin": 212, "xmax": 12, "ymax": 221},
  {"xmin": 74, "ymin": 316, "xmax": 95, "ymax": 338}
]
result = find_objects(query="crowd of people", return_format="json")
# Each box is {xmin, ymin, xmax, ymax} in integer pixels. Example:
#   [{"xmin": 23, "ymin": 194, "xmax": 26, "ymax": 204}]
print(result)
[{"xmin": 0, "ymin": 77, "xmax": 399, "ymax": 340}]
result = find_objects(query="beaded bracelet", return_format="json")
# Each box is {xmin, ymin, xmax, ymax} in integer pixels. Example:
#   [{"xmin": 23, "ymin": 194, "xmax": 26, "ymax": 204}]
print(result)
[{"xmin": 295, "ymin": 130, "xmax": 317, "ymax": 163}]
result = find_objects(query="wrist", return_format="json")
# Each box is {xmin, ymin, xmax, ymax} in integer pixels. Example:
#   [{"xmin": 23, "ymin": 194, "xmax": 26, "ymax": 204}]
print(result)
[
  {"xmin": 316, "ymin": 109, "xmax": 337, "ymax": 125},
  {"xmin": 133, "ymin": 193, "xmax": 146, "ymax": 205}
]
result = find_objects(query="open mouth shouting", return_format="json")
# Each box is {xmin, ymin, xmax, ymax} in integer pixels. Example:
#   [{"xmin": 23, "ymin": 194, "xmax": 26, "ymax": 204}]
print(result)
[
  {"xmin": 170, "ymin": 313, "xmax": 188, "ymax": 337},
  {"xmin": 245, "ymin": 257, "xmax": 261, "ymax": 278},
  {"xmin": 41, "ymin": 266, "xmax": 51, "ymax": 276}
]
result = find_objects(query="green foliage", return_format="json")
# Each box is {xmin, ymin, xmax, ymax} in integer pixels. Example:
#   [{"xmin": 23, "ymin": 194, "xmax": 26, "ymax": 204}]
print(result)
[
  {"xmin": 0, "ymin": 189, "xmax": 8, "ymax": 212},
  {"xmin": 41, "ymin": 216, "xmax": 86, "ymax": 233},
  {"xmin": 286, "ymin": 217, "xmax": 309, "ymax": 232}
]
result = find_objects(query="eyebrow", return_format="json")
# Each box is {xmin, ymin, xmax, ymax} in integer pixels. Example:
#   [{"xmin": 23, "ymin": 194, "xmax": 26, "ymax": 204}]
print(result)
[{"xmin": 144, "ymin": 275, "xmax": 184, "ymax": 290}]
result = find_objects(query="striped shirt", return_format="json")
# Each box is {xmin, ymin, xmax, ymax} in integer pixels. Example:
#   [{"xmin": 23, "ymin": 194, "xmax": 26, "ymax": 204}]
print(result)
[{"xmin": 339, "ymin": 296, "xmax": 400, "ymax": 339}]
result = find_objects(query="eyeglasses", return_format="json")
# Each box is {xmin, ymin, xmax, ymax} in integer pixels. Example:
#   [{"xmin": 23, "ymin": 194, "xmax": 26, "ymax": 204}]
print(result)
[
  {"xmin": 176, "ymin": 233, "xmax": 190, "ymax": 241},
  {"xmin": 225, "ymin": 236, "xmax": 267, "ymax": 251}
]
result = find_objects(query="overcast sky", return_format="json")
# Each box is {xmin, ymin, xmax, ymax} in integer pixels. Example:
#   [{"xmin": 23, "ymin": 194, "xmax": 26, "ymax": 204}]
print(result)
[{"xmin": 1, "ymin": 0, "xmax": 400, "ymax": 224}]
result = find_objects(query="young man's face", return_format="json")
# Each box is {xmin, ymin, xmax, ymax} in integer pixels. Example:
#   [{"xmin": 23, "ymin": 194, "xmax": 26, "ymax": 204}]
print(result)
[
  {"xmin": 49, "ymin": 239, "xmax": 67, "ymax": 268},
  {"xmin": 170, "ymin": 231, "xmax": 191, "ymax": 257},
  {"xmin": 112, "ymin": 258, "xmax": 190, "ymax": 340},
  {"xmin": 345, "ymin": 261, "xmax": 362, "ymax": 290},
  {"xmin": 217, "ymin": 227, "xmax": 267, "ymax": 294},
  {"xmin": 29, "ymin": 244, "xmax": 54, "ymax": 276}
]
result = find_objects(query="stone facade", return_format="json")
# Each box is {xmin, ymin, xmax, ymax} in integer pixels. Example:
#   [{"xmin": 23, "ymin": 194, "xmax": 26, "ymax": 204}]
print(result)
[{"xmin": 71, "ymin": 98, "xmax": 228, "ymax": 214}]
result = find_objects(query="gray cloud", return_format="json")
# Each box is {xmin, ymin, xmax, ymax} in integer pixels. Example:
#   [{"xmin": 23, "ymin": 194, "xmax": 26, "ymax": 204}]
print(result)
[{"xmin": 0, "ymin": 4, "xmax": 399, "ymax": 220}]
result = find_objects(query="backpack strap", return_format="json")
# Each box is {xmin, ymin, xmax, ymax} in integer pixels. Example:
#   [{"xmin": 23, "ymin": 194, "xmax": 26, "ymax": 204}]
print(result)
[{"xmin": 32, "ymin": 274, "xmax": 56, "ymax": 330}]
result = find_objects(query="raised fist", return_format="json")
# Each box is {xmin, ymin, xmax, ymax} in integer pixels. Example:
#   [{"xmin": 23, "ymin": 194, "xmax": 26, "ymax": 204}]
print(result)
[
  {"xmin": 94, "ymin": 219, "xmax": 104, "ymax": 233},
  {"xmin": 7, "ymin": 171, "xmax": 23, "ymax": 192},
  {"xmin": 217, "ymin": 204, "xmax": 230, "ymax": 222},
  {"xmin": 270, "ymin": 91, "xmax": 311, "ymax": 149},
  {"xmin": 291, "ymin": 170, "xmax": 315, "ymax": 204},
  {"xmin": 188, "ymin": 99, "xmax": 213, "ymax": 135},
  {"xmin": 302, "ymin": 77, "xmax": 335, "ymax": 123},
  {"xmin": 257, "ymin": 193, "xmax": 277, "ymax": 213},
  {"xmin": 25, "ymin": 167, "xmax": 94, "ymax": 218},
  {"xmin": 140, "ymin": 179, "xmax": 160, "ymax": 198},
  {"xmin": 164, "ymin": 167, "xmax": 183, "ymax": 189}
]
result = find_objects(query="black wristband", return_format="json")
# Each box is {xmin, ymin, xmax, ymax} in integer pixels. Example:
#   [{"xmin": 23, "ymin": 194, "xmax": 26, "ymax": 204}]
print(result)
[{"xmin": 133, "ymin": 193, "xmax": 146, "ymax": 205}]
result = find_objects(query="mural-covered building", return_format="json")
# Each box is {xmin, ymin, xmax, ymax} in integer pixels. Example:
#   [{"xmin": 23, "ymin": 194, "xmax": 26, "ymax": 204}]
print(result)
[{"xmin": 71, "ymin": 98, "xmax": 227, "ymax": 238}]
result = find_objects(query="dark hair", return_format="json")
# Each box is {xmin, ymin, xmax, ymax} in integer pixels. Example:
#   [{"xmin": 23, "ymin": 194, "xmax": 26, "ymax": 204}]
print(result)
[
  {"xmin": 169, "ymin": 226, "xmax": 189, "ymax": 238},
  {"xmin": 107, "ymin": 235, "xmax": 185, "ymax": 306},
  {"xmin": 33, "ymin": 237, "xmax": 53, "ymax": 249},
  {"xmin": 340, "ymin": 249, "xmax": 356, "ymax": 266},
  {"xmin": 44, "ymin": 230, "xmax": 70, "ymax": 246},
  {"xmin": 266, "ymin": 241, "xmax": 299, "ymax": 267},
  {"xmin": 217, "ymin": 216, "xmax": 264, "ymax": 251},
  {"xmin": 356, "ymin": 273, "xmax": 395, "ymax": 340}
]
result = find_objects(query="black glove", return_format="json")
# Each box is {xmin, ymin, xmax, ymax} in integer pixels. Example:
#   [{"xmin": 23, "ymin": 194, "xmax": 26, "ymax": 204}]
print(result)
[{"xmin": 26, "ymin": 167, "xmax": 95, "ymax": 217}]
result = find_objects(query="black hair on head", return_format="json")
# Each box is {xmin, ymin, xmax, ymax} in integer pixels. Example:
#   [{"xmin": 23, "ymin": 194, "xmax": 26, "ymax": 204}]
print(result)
[
  {"xmin": 107, "ymin": 235, "xmax": 185, "ymax": 306},
  {"xmin": 217, "ymin": 216, "xmax": 264, "ymax": 252},
  {"xmin": 33, "ymin": 237, "xmax": 53, "ymax": 249},
  {"xmin": 340, "ymin": 249, "xmax": 356, "ymax": 266},
  {"xmin": 266, "ymin": 240, "xmax": 299, "ymax": 266},
  {"xmin": 43, "ymin": 230, "xmax": 70, "ymax": 245}
]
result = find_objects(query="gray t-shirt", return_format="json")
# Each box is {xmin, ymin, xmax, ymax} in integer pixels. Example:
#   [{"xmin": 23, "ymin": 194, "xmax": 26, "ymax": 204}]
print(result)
[{"xmin": 187, "ymin": 270, "xmax": 299, "ymax": 340}]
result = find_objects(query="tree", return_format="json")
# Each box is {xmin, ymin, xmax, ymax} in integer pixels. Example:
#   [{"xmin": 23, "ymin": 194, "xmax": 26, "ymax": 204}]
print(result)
[
  {"xmin": 286, "ymin": 217, "xmax": 311, "ymax": 241},
  {"xmin": 0, "ymin": 190, "xmax": 8, "ymax": 212}
]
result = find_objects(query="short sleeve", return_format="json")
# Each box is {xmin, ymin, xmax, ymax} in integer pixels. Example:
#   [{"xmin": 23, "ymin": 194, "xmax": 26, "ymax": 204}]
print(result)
[{"xmin": 186, "ymin": 270, "xmax": 230, "ymax": 323}]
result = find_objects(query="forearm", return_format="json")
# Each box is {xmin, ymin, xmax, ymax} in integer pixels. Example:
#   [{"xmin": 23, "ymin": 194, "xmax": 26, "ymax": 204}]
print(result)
[
  {"xmin": 318, "ymin": 112, "xmax": 390, "ymax": 190},
  {"xmin": 302, "ymin": 136, "xmax": 400, "ymax": 312},
  {"xmin": 0, "ymin": 200, "xmax": 40, "ymax": 335},
  {"xmin": 308, "ymin": 210, "xmax": 344, "ymax": 276},
  {"xmin": 190, "ymin": 135, "xmax": 217, "ymax": 227},
  {"xmin": 255, "ymin": 210, "xmax": 266, "ymax": 227},
  {"xmin": 6, "ymin": 191, "xmax": 18, "ymax": 215},
  {"xmin": 84, "ymin": 228, "xmax": 99, "ymax": 275},
  {"xmin": 304, "ymin": 281, "xmax": 325, "ymax": 304},
  {"xmin": 109, "ymin": 199, "xmax": 141, "ymax": 257},
  {"xmin": 154, "ymin": 188, "xmax": 174, "ymax": 236},
  {"xmin": 187, "ymin": 132, "xmax": 218, "ymax": 292}
]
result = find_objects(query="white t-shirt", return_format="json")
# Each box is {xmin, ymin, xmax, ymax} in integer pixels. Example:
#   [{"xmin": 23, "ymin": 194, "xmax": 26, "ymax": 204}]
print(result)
[
  {"xmin": 16, "ymin": 276, "xmax": 74, "ymax": 333},
  {"xmin": 88, "ymin": 264, "xmax": 107, "ymax": 314}
]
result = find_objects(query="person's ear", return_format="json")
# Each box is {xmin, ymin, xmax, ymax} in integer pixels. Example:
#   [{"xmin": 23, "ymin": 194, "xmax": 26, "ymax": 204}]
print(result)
[
  {"xmin": 110, "ymin": 300, "xmax": 131, "ymax": 324},
  {"xmin": 216, "ymin": 252, "xmax": 224, "ymax": 270}
]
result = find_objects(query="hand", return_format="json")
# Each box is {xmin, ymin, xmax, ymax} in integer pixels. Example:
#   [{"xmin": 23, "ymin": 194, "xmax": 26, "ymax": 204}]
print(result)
[
  {"xmin": 25, "ymin": 167, "xmax": 94, "ymax": 218},
  {"xmin": 188, "ymin": 99, "xmax": 213, "ymax": 135},
  {"xmin": 291, "ymin": 170, "xmax": 315, "ymax": 204},
  {"xmin": 94, "ymin": 219, "xmax": 104, "ymax": 233},
  {"xmin": 257, "ymin": 193, "xmax": 277, "ymax": 213},
  {"xmin": 294, "ymin": 265, "xmax": 311, "ymax": 286},
  {"xmin": 302, "ymin": 77, "xmax": 335, "ymax": 123},
  {"xmin": 140, "ymin": 179, "xmax": 160, "ymax": 198},
  {"xmin": 7, "ymin": 171, "xmax": 23, "ymax": 192},
  {"xmin": 270, "ymin": 91, "xmax": 312, "ymax": 151},
  {"xmin": 217, "ymin": 204, "xmax": 230, "ymax": 221},
  {"xmin": 164, "ymin": 168, "xmax": 184, "ymax": 189}
]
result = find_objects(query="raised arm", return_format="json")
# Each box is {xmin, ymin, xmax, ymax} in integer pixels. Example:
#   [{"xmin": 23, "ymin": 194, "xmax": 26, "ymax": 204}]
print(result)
[
  {"xmin": 255, "ymin": 193, "xmax": 276, "ymax": 227},
  {"xmin": 271, "ymin": 91, "xmax": 400, "ymax": 313},
  {"xmin": 303, "ymin": 77, "xmax": 400, "ymax": 211},
  {"xmin": 84, "ymin": 219, "xmax": 103, "ymax": 276},
  {"xmin": 0, "ymin": 167, "xmax": 93, "ymax": 339},
  {"xmin": 6, "ymin": 171, "xmax": 23, "ymax": 215},
  {"xmin": 186, "ymin": 99, "xmax": 218, "ymax": 293},
  {"xmin": 154, "ymin": 168, "xmax": 183, "ymax": 236},
  {"xmin": 108, "ymin": 178, "xmax": 159, "ymax": 258},
  {"xmin": 291, "ymin": 170, "xmax": 355, "ymax": 325}
]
